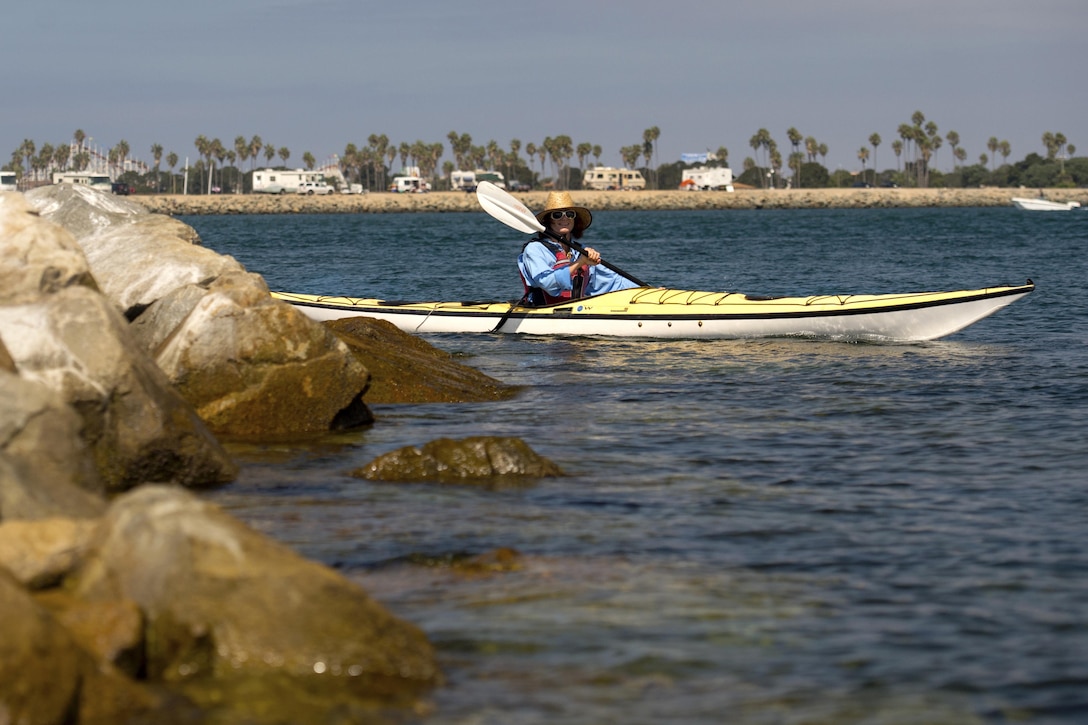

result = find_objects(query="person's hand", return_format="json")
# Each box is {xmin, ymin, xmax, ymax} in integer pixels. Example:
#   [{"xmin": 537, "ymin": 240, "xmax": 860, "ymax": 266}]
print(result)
[{"xmin": 582, "ymin": 247, "xmax": 601, "ymax": 265}]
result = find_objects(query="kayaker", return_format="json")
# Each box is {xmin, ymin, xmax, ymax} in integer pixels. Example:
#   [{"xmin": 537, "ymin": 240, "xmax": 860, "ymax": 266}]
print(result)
[{"xmin": 517, "ymin": 191, "xmax": 639, "ymax": 305}]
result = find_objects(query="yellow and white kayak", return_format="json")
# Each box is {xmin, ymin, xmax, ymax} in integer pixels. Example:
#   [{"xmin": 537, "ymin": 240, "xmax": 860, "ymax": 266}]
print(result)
[{"xmin": 273, "ymin": 280, "xmax": 1034, "ymax": 341}]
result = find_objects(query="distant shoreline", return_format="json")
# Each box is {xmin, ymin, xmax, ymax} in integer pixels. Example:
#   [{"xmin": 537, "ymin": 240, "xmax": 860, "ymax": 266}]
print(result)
[{"xmin": 132, "ymin": 188, "xmax": 1088, "ymax": 216}]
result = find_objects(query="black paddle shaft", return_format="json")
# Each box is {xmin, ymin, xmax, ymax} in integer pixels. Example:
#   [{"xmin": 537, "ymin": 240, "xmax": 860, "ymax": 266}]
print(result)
[{"xmin": 541, "ymin": 229, "xmax": 648, "ymax": 287}]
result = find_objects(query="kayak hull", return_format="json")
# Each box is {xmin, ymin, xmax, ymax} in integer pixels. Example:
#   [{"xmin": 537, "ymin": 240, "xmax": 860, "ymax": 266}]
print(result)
[{"xmin": 273, "ymin": 281, "xmax": 1034, "ymax": 341}]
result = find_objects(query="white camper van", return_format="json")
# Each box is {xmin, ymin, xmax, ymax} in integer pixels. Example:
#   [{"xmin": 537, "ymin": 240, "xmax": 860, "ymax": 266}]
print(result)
[
  {"xmin": 0, "ymin": 170, "xmax": 17, "ymax": 192},
  {"xmin": 52, "ymin": 171, "xmax": 113, "ymax": 191},
  {"xmin": 252, "ymin": 168, "xmax": 327, "ymax": 194},
  {"xmin": 390, "ymin": 176, "xmax": 431, "ymax": 193},
  {"xmin": 451, "ymin": 169, "xmax": 505, "ymax": 192},
  {"xmin": 582, "ymin": 167, "xmax": 646, "ymax": 191},
  {"xmin": 680, "ymin": 166, "xmax": 734, "ymax": 192}
]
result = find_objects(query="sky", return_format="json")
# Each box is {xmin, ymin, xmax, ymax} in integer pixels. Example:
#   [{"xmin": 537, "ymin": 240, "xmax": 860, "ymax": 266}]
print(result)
[{"xmin": 4, "ymin": 0, "xmax": 1085, "ymax": 176}]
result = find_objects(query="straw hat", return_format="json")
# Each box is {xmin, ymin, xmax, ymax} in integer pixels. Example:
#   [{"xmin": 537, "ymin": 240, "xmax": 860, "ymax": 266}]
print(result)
[{"xmin": 536, "ymin": 191, "xmax": 592, "ymax": 239}]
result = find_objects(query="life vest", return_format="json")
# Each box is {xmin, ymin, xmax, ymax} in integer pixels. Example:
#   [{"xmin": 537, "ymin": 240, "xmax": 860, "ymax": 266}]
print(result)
[{"xmin": 520, "ymin": 236, "xmax": 586, "ymax": 306}]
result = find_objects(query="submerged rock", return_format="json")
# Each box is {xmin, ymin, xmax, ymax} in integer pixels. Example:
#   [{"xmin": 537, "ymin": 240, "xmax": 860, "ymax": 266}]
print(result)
[
  {"xmin": 354, "ymin": 436, "xmax": 564, "ymax": 485},
  {"xmin": 326, "ymin": 316, "xmax": 519, "ymax": 404}
]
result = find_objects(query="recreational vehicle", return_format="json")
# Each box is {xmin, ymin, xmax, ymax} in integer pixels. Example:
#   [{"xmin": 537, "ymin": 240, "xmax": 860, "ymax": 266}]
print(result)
[
  {"xmin": 52, "ymin": 171, "xmax": 113, "ymax": 191},
  {"xmin": 451, "ymin": 169, "xmax": 506, "ymax": 192},
  {"xmin": 680, "ymin": 166, "xmax": 734, "ymax": 192},
  {"xmin": 0, "ymin": 170, "xmax": 16, "ymax": 192},
  {"xmin": 252, "ymin": 168, "xmax": 327, "ymax": 194},
  {"xmin": 389, "ymin": 176, "xmax": 431, "ymax": 193},
  {"xmin": 582, "ymin": 167, "xmax": 646, "ymax": 191}
]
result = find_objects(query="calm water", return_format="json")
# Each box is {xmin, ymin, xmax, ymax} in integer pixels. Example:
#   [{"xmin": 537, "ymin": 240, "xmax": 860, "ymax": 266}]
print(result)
[{"xmin": 182, "ymin": 207, "xmax": 1087, "ymax": 724}]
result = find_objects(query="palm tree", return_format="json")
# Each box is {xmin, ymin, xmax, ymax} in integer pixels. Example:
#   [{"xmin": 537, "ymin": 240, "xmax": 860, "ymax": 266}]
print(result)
[
  {"xmin": 945, "ymin": 130, "xmax": 960, "ymax": 170},
  {"xmin": 278, "ymin": 147, "xmax": 290, "ymax": 167},
  {"xmin": 868, "ymin": 133, "xmax": 881, "ymax": 183},
  {"xmin": 509, "ymin": 138, "xmax": 521, "ymax": 182},
  {"xmin": 447, "ymin": 131, "xmax": 461, "ymax": 169},
  {"xmin": 20, "ymin": 139, "xmax": 35, "ymax": 183},
  {"xmin": 116, "ymin": 139, "xmax": 130, "ymax": 178},
  {"xmin": 715, "ymin": 146, "xmax": 729, "ymax": 167},
  {"xmin": 167, "ymin": 152, "xmax": 178, "ymax": 194},
  {"xmin": 194, "ymin": 135, "xmax": 209, "ymax": 191},
  {"xmin": 787, "ymin": 127, "xmax": 803, "ymax": 187},
  {"xmin": 212, "ymin": 139, "xmax": 227, "ymax": 193},
  {"xmin": 150, "ymin": 143, "xmax": 163, "ymax": 191},
  {"xmin": 892, "ymin": 140, "xmax": 903, "ymax": 172},
  {"xmin": 249, "ymin": 135, "xmax": 263, "ymax": 171},
  {"xmin": 641, "ymin": 139, "xmax": 653, "ymax": 186},
  {"xmin": 642, "ymin": 126, "xmax": 660, "ymax": 189},
  {"xmin": 857, "ymin": 147, "xmax": 870, "ymax": 182},
  {"xmin": 303, "ymin": 151, "xmax": 315, "ymax": 170},
  {"xmin": 987, "ymin": 137, "xmax": 999, "ymax": 171},
  {"xmin": 264, "ymin": 143, "xmax": 276, "ymax": 167},
  {"xmin": 536, "ymin": 143, "xmax": 546, "ymax": 180},
  {"xmin": 577, "ymin": 142, "xmax": 592, "ymax": 173},
  {"xmin": 53, "ymin": 144, "xmax": 70, "ymax": 173},
  {"xmin": 525, "ymin": 142, "xmax": 537, "ymax": 178},
  {"xmin": 999, "ymin": 140, "xmax": 1012, "ymax": 168}
]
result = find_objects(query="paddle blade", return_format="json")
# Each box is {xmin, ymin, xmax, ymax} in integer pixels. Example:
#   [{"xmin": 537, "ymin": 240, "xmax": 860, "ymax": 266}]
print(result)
[{"xmin": 477, "ymin": 181, "xmax": 544, "ymax": 234}]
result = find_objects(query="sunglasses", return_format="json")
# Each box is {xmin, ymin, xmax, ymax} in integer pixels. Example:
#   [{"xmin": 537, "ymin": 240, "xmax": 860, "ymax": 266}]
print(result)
[{"xmin": 549, "ymin": 210, "xmax": 577, "ymax": 220}]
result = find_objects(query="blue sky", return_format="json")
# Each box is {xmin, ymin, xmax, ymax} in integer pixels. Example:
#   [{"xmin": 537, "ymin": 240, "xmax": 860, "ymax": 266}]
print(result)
[{"xmin": 5, "ymin": 0, "xmax": 1085, "ymax": 175}]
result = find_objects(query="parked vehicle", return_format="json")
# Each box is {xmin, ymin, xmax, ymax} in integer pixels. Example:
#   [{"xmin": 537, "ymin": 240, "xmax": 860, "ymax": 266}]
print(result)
[
  {"xmin": 0, "ymin": 170, "xmax": 17, "ymax": 192},
  {"xmin": 389, "ymin": 176, "xmax": 431, "ymax": 193},
  {"xmin": 582, "ymin": 167, "xmax": 645, "ymax": 190},
  {"xmin": 53, "ymin": 171, "xmax": 112, "ymax": 192},
  {"xmin": 111, "ymin": 182, "xmax": 135, "ymax": 195},
  {"xmin": 451, "ymin": 169, "xmax": 505, "ymax": 192},
  {"xmin": 252, "ymin": 168, "xmax": 328, "ymax": 194},
  {"xmin": 297, "ymin": 181, "xmax": 333, "ymax": 195},
  {"xmin": 679, "ymin": 166, "xmax": 734, "ymax": 192}
]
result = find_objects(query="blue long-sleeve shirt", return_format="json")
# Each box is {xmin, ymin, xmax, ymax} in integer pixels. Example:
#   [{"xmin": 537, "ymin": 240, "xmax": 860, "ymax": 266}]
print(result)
[{"xmin": 518, "ymin": 238, "xmax": 639, "ymax": 299}]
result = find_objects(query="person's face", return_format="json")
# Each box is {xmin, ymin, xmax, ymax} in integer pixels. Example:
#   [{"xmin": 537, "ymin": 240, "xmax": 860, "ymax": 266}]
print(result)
[{"xmin": 548, "ymin": 209, "xmax": 577, "ymax": 236}]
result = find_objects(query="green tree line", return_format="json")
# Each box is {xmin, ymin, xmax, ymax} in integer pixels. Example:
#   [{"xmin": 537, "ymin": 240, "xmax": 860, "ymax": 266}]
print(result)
[{"xmin": 4, "ymin": 114, "xmax": 1082, "ymax": 194}]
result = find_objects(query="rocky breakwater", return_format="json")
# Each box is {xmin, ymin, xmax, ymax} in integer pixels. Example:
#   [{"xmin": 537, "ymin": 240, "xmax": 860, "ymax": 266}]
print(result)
[
  {"xmin": 0, "ymin": 186, "xmax": 536, "ymax": 722},
  {"xmin": 134, "ymin": 186, "xmax": 1088, "ymax": 216}
]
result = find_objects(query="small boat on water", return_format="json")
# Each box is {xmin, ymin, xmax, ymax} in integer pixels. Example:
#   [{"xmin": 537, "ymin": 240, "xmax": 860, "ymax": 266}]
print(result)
[
  {"xmin": 273, "ymin": 281, "xmax": 1034, "ymax": 341},
  {"xmin": 1011, "ymin": 197, "xmax": 1082, "ymax": 211}
]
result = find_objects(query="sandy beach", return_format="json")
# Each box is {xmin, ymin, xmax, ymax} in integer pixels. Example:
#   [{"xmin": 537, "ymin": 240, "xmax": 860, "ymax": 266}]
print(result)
[{"xmin": 133, "ymin": 187, "xmax": 1088, "ymax": 216}]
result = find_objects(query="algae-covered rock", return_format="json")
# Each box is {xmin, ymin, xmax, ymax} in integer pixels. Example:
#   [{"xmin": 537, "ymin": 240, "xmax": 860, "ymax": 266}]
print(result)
[
  {"xmin": 325, "ymin": 316, "xmax": 519, "ymax": 404},
  {"xmin": 353, "ymin": 436, "xmax": 564, "ymax": 485}
]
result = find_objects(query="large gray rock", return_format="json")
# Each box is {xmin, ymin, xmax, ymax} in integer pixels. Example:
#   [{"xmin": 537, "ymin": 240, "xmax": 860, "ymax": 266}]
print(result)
[
  {"xmin": 0, "ymin": 370, "xmax": 106, "ymax": 520},
  {"xmin": 135, "ymin": 271, "xmax": 373, "ymax": 437},
  {"xmin": 68, "ymin": 485, "xmax": 439, "ymax": 712},
  {"xmin": 0, "ymin": 286, "xmax": 236, "ymax": 492},
  {"xmin": 25, "ymin": 183, "xmax": 373, "ymax": 439},
  {"xmin": 0, "ymin": 192, "xmax": 98, "ymax": 305},
  {"xmin": 25, "ymin": 184, "xmax": 238, "ymax": 317}
]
